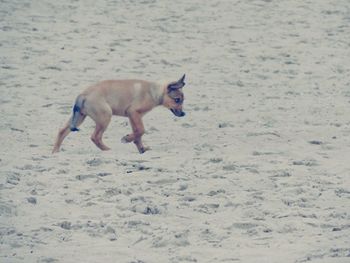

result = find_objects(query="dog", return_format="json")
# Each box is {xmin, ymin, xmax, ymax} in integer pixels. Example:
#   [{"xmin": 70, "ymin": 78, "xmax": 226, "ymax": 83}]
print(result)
[{"xmin": 52, "ymin": 74, "xmax": 186, "ymax": 154}]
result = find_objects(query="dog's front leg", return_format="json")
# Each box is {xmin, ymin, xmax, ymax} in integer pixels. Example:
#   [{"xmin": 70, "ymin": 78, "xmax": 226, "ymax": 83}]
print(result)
[{"xmin": 124, "ymin": 112, "xmax": 150, "ymax": 154}]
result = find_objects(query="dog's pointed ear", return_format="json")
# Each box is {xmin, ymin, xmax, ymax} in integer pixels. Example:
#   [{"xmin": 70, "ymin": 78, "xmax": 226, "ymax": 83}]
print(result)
[
  {"xmin": 179, "ymin": 74, "xmax": 185, "ymax": 84},
  {"xmin": 168, "ymin": 74, "xmax": 186, "ymax": 91}
]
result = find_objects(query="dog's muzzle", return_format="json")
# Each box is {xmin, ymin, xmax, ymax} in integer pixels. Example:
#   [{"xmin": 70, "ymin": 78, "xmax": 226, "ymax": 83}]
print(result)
[{"xmin": 171, "ymin": 109, "xmax": 186, "ymax": 117}]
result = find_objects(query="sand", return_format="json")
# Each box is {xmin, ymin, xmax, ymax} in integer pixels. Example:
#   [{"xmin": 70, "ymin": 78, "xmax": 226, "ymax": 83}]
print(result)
[{"xmin": 1, "ymin": 0, "xmax": 350, "ymax": 262}]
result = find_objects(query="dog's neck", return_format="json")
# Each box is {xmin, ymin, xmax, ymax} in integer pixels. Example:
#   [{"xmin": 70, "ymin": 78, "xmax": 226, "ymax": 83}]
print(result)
[{"xmin": 150, "ymin": 83, "xmax": 165, "ymax": 106}]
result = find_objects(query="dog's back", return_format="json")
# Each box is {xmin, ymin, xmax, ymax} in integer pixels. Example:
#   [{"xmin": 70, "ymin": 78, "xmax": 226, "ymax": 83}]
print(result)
[{"xmin": 80, "ymin": 79, "xmax": 162, "ymax": 117}]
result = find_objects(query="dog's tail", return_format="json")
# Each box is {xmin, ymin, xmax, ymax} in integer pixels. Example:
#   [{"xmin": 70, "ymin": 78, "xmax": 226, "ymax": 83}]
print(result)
[{"xmin": 70, "ymin": 95, "xmax": 85, "ymax": 132}]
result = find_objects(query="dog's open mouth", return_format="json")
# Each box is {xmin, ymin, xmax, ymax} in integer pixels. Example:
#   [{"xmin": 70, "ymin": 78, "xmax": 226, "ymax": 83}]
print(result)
[{"xmin": 171, "ymin": 109, "xmax": 186, "ymax": 117}]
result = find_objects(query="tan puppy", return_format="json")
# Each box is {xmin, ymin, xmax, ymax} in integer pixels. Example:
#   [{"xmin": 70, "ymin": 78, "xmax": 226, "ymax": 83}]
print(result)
[{"xmin": 52, "ymin": 75, "xmax": 186, "ymax": 154}]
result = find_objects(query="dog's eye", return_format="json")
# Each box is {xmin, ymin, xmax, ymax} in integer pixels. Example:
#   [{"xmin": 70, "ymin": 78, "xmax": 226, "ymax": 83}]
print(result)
[{"xmin": 174, "ymin": 98, "xmax": 181, "ymax": 104}]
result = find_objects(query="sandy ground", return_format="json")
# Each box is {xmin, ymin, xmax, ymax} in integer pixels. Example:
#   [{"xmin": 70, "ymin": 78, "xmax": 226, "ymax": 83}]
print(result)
[{"xmin": 1, "ymin": 0, "xmax": 350, "ymax": 262}]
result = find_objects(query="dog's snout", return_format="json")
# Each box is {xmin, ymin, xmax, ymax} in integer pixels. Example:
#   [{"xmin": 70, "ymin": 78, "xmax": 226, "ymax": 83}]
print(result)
[{"xmin": 171, "ymin": 109, "xmax": 186, "ymax": 117}]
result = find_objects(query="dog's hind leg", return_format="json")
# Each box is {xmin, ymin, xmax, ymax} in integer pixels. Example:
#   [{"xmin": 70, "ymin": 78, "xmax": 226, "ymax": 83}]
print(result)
[
  {"xmin": 89, "ymin": 106, "xmax": 112, "ymax": 151},
  {"xmin": 52, "ymin": 114, "xmax": 86, "ymax": 153}
]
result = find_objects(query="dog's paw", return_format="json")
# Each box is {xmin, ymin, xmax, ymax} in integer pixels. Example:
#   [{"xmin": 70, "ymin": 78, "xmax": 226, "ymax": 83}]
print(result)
[
  {"xmin": 52, "ymin": 149, "xmax": 59, "ymax": 154},
  {"xmin": 139, "ymin": 146, "xmax": 151, "ymax": 154},
  {"xmin": 121, "ymin": 135, "xmax": 132, "ymax": 144}
]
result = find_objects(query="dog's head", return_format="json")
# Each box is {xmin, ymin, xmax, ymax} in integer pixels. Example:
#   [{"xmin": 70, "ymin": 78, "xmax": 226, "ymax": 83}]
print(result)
[{"xmin": 163, "ymin": 74, "xmax": 186, "ymax": 117}]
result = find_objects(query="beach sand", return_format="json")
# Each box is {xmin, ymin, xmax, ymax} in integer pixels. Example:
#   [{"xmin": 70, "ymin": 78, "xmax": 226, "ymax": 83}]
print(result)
[{"xmin": 1, "ymin": 0, "xmax": 349, "ymax": 262}]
